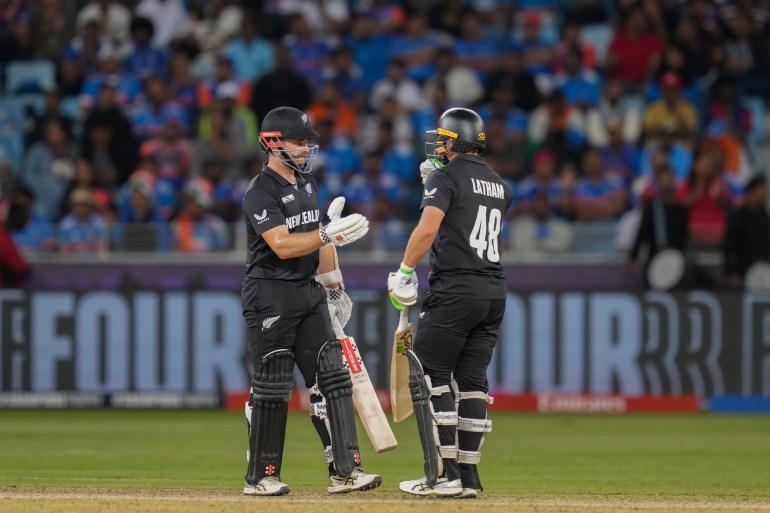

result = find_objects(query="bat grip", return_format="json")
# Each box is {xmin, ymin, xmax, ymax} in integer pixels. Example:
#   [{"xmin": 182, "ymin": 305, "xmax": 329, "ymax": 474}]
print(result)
[
  {"xmin": 397, "ymin": 307, "xmax": 409, "ymax": 331},
  {"xmin": 331, "ymin": 316, "xmax": 345, "ymax": 339}
]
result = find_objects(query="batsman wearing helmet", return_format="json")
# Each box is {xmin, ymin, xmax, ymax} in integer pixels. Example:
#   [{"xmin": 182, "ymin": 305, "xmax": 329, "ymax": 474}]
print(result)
[
  {"xmin": 241, "ymin": 106, "xmax": 380, "ymax": 496},
  {"xmin": 387, "ymin": 108, "xmax": 513, "ymax": 498}
]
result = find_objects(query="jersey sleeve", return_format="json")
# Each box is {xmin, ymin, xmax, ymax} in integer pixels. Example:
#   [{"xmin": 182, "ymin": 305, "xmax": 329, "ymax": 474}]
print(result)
[
  {"xmin": 420, "ymin": 170, "xmax": 456, "ymax": 213},
  {"xmin": 243, "ymin": 184, "xmax": 285, "ymax": 235}
]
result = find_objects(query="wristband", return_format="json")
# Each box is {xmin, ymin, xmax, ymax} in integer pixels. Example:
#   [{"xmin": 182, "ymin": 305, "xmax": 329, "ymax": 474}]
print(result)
[
  {"xmin": 319, "ymin": 226, "xmax": 330, "ymax": 244},
  {"xmin": 399, "ymin": 262, "xmax": 414, "ymax": 274}
]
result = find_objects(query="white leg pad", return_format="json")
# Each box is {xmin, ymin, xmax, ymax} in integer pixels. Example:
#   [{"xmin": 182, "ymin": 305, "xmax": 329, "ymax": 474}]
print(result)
[
  {"xmin": 456, "ymin": 391, "xmax": 493, "ymax": 466},
  {"xmin": 457, "ymin": 450, "xmax": 482, "ymax": 464},
  {"xmin": 439, "ymin": 445, "xmax": 459, "ymax": 458},
  {"xmin": 456, "ymin": 390, "xmax": 494, "ymax": 404},
  {"xmin": 457, "ymin": 418, "xmax": 492, "ymax": 432}
]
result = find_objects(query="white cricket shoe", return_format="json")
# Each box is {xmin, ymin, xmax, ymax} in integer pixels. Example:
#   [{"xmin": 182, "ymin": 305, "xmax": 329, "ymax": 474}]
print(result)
[
  {"xmin": 243, "ymin": 476, "xmax": 290, "ymax": 496},
  {"xmin": 398, "ymin": 476, "xmax": 462, "ymax": 497},
  {"xmin": 455, "ymin": 487, "xmax": 479, "ymax": 499},
  {"xmin": 328, "ymin": 468, "xmax": 382, "ymax": 494}
]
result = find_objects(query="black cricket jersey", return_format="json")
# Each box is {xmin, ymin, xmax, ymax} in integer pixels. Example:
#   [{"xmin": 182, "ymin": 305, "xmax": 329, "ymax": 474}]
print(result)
[
  {"xmin": 242, "ymin": 165, "xmax": 321, "ymax": 280},
  {"xmin": 421, "ymin": 154, "xmax": 514, "ymax": 299}
]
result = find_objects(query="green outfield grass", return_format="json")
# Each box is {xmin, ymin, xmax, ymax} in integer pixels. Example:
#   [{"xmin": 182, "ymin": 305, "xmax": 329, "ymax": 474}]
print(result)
[{"xmin": 1, "ymin": 410, "xmax": 769, "ymax": 498}]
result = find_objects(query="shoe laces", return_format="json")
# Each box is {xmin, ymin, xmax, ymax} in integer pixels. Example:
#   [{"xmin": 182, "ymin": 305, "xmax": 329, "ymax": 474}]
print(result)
[{"xmin": 332, "ymin": 474, "xmax": 358, "ymax": 485}]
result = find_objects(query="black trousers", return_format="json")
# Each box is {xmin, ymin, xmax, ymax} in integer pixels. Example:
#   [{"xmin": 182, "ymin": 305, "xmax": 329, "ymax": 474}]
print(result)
[
  {"xmin": 415, "ymin": 291, "xmax": 505, "ymax": 392},
  {"xmin": 241, "ymin": 277, "xmax": 334, "ymax": 388}
]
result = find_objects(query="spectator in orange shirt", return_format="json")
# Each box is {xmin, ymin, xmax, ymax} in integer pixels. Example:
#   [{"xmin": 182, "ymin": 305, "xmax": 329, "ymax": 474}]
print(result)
[
  {"xmin": 172, "ymin": 177, "xmax": 230, "ymax": 252},
  {"xmin": 306, "ymin": 82, "xmax": 359, "ymax": 138}
]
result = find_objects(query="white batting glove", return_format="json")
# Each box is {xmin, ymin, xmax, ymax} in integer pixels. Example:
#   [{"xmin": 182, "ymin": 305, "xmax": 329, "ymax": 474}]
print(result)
[
  {"xmin": 420, "ymin": 158, "xmax": 443, "ymax": 185},
  {"xmin": 320, "ymin": 196, "xmax": 369, "ymax": 246},
  {"xmin": 326, "ymin": 287, "xmax": 353, "ymax": 328},
  {"xmin": 387, "ymin": 263, "xmax": 418, "ymax": 310}
]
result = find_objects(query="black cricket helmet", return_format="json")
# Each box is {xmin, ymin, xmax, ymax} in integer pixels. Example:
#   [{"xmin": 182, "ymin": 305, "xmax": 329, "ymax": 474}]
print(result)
[
  {"xmin": 259, "ymin": 106, "xmax": 320, "ymax": 173},
  {"xmin": 425, "ymin": 108, "xmax": 486, "ymax": 164}
]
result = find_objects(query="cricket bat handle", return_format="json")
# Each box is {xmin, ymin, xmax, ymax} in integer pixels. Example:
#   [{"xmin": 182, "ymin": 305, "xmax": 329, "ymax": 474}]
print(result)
[
  {"xmin": 330, "ymin": 305, "xmax": 346, "ymax": 339},
  {"xmin": 397, "ymin": 307, "xmax": 409, "ymax": 331}
]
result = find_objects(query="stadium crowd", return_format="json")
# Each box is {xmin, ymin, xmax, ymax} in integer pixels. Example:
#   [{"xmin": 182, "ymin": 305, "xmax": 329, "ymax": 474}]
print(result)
[{"xmin": 0, "ymin": 0, "xmax": 768, "ymax": 256}]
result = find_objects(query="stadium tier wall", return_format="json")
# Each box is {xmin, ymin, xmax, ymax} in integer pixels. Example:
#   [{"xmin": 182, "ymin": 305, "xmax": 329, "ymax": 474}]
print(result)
[{"xmin": 1, "ymin": 261, "xmax": 768, "ymax": 414}]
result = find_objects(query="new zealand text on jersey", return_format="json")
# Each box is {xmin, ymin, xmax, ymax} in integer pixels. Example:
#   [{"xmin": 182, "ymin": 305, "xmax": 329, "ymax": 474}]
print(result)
[
  {"xmin": 471, "ymin": 178, "xmax": 505, "ymax": 199},
  {"xmin": 286, "ymin": 209, "xmax": 320, "ymax": 229}
]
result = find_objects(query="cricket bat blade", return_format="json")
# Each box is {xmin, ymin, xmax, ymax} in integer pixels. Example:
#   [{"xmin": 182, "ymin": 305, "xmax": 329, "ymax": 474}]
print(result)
[
  {"xmin": 390, "ymin": 308, "xmax": 414, "ymax": 422},
  {"xmin": 333, "ymin": 317, "xmax": 397, "ymax": 452}
]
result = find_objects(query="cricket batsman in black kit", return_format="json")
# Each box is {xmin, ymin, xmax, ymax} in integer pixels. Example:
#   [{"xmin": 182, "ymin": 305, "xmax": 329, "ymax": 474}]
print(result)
[
  {"xmin": 387, "ymin": 108, "xmax": 513, "ymax": 498},
  {"xmin": 241, "ymin": 106, "xmax": 381, "ymax": 496}
]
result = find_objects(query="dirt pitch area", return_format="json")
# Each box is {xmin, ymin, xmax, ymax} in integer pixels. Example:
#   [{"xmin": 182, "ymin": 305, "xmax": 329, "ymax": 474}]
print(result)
[{"xmin": 3, "ymin": 488, "xmax": 770, "ymax": 513}]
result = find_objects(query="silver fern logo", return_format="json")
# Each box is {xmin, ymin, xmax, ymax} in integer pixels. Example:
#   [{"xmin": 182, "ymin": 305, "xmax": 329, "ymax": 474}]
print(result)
[{"xmin": 262, "ymin": 315, "xmax": 280, "ymax": 330}]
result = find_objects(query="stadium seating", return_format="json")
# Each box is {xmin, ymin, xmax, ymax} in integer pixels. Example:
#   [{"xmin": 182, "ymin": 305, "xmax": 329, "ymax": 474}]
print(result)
[
  {"xmin": 0, "ymin": 132, "xmax": 23, "ymax": 171},
  {"xmin": 4, "ymin": 60, "xmax": 56, "ymax": 95},
  {"xmin": 14, "ymin": 94, "xmax": 46, "ymax": 117},
  {"xmin": 0, "ymin": 97, "xmax": 24, "ymax": 170}
]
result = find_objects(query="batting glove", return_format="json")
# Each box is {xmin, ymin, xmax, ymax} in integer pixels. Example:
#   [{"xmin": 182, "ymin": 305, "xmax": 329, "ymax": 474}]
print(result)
[
  {"xmin": 326, "ymin": 287, "xmax": 353, "ymax": 328},
  {"xmin": 387, "ymin": 263, "xmax": 418, "ymax": 310},
  {"xmin": 320, "ymin": 197, "xmax": 369, "ymax": 247},
  {"xmin": 419, "ymin": 158, "xmax": 443, "ymax": 185}
]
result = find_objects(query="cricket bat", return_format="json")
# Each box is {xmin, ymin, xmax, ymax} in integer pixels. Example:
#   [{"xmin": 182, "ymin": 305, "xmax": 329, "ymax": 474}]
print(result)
[
  {"xmin": 332, "ymin": 317, "xmax": 397, "ymax": 452},
  {"xmin": 390, "ymin": 308, "xmax": 414, "ymax": 423}
]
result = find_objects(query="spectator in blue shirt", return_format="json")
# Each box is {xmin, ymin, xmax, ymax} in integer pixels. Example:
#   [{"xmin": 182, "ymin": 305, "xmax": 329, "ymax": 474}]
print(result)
[
  {"xmin": 282, "ymin": 14, "xmax": 330, "ymax": 90},
  {"xmin": 313, "ymin": 119, "xmax": 361, "ymax": 198},
  {"xmin": 600, "ymin": 121, "xmax": 640, "ymax": 186},
  {"xmin": 111, "ymin": 175, "xmax": 171, "ymax": 252},
  {"xmin": 198, "ymin": 159, "xmax": 239, "ymax": 222},
  {"xmin": 79, "ymin": 43, "xmax": 142, "ymax": 110},
  {"xmin": 638, "ymin": 125, "xmax": 693, "ymax": 181},
  {"xmin": 454, "ymin": 11, "xmax": 499, "ymax": 81},
  {"xmin": 345, "ymin": 15, "xmax": 393, "ymax": 91},
  {"xmin": 573, "ymin": 147, "xmax": 628, "ymax": 221},
  {"xmin": 377, "ymin": 120, "xmax": 416, "ymax": 184},
  {"xmin": 368, "ymin": 194, "xmax": 409, "ymax": 252},
  {"xmin": 123, "ymin": 16, "xmax": 168, "ymax": 82},
  {"xmin": 515, "ymin": 148, "xmax": 569, "ymax": 218},
  {"xmin": 510, "ymin": 10, "xmax": 555, "ymax": 77},
  {"xmin": 346, "ymin": 150, "xmax": 402, "ymax": 221},
  {"xmin": 358, "ymin": 0, "xmax": 405, "ymax": 35},
  {"xmin": 321, "ymin": 46, "xmax": 368, "ymax": 109},
  {"xmin": 168, "ymin": 49, "xmax": 199, "ymax": 127},
  {"xmin": 57, "ymin": 187, "xmax": 109, "ymax": 253},
  {"xmin": 117, "ymin": 168, "xmax": 177, "ymax": 224},
  {"xmin": 22, "ymin": 119, "xmax": 79, "ymax": 222},
  {"xmin": 388, "ymin": 12, "xmax": 441, "ymax": 83},
  {"xmin": 131, "ymin": 77, "xmax": 190, "ymax": 142},
  {"xmin": 224, "ymin": 15, "xmax": 275, "ymax": 82},
  {"xmin": 555, "ymin": 48, "xmax": 602, "ymax": 109},
  {"xmin": 61, "ymin": 19, "xmax": 102, "ymax": 95},
  {"xmin": 477, "ymin": 84, "xmax": 529, "ymax": 137}
]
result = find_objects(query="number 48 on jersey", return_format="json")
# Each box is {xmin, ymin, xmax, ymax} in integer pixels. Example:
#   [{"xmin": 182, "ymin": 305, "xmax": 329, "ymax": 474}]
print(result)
[{"xmin": 469, "ymin": 206, "xmax": 502, "ymax": 262}]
